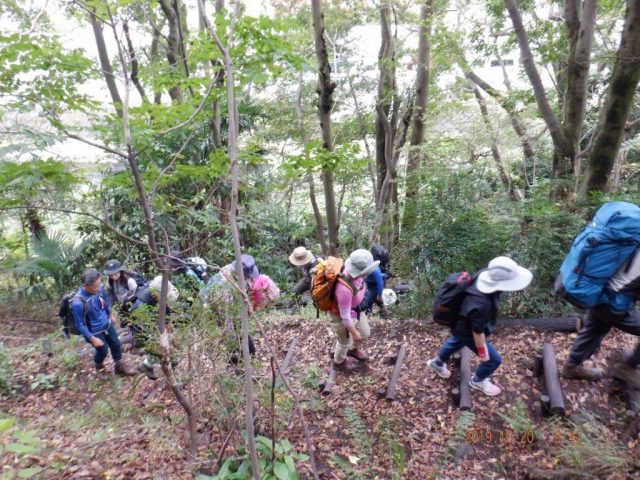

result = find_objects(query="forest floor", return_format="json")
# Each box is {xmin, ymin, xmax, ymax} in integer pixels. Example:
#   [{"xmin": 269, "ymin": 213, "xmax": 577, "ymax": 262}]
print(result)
[{"xmin": 1, "ymin": 303, "xmax": 640, "ymax": 480}]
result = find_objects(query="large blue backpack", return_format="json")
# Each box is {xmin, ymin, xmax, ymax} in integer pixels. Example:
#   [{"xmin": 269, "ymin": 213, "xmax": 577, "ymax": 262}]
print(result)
[{"xmin": 555, "ymin": 201, "xmax": 640, "ymax": 312}]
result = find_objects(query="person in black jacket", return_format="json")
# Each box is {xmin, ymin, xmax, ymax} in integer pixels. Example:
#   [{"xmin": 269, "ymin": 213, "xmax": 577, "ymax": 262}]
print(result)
[{"xmin": 426, "ymin": 257, "xmax": 533, "ymax": 396}]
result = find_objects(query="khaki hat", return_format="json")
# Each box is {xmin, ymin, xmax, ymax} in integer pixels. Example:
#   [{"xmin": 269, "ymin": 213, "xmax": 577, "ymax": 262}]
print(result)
[
  {"xmin": 288, "ymin": 247, "xmax": 314, "ymax": 266},
  {"xmin": 344, "ymin": 249, "xmax": 380, "ymax": 278},
  {"xmin": 476, "ymin": 256, "xmax": 533, "ymax": 294}
]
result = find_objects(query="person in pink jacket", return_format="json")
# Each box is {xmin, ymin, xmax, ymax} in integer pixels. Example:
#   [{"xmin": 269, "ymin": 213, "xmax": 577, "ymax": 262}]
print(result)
[{"xmin": 331, "ymin": 249, "xmax": 379, "ymax": 371}]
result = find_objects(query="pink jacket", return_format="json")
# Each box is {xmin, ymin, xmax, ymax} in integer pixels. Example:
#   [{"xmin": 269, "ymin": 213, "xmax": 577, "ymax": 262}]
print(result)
[{"xmin": 334, "ymin": 275, "xmax": 365, "ymax": 328}]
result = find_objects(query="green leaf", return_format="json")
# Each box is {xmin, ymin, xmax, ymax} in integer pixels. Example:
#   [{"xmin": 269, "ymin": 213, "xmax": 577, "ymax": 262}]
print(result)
[
  {"xmin": 18, "ymin": 468, "xmax": 43, "ymax": 479},
  {"xmin": 273, "ymin": 461, "xmax": 290, "ymax": 480},
  {"xmin": 0, "ymin": 417, "xmax": 15, "ymax": 433},
  {"xmin": 7, "ymin": 443, "xmax": 37, "ymax": 454},
  {"xmin": 284, "ymin": 455, "xmax": 295, "ymax": 473}
]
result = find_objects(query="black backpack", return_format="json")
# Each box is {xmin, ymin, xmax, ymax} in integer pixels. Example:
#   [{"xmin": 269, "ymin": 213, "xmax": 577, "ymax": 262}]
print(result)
[
  {"xmin": 58, "ymin": 294, "xmax": 88, "ymax": 337},
  {"xmin": 126, "ymin": 272, "xmax": 147, "ymax": 289},
  {"xmin": 432, "ymin": 272, "xmax": 478, "ymax": 327},
  {"xmin": 371, "ymin": 244, "xmax": 390, "ymax": 270}
]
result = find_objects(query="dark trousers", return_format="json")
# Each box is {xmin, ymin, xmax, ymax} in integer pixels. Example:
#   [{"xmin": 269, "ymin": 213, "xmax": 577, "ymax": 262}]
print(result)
[
  {"xmin": 568, "ymin": 305, "xmax": 640, "ymax": 367},
  {"xmin": 93, "ymin": 323, "xmax": 122, "ymax": 365},
  {"xmin": 292, "ymin": 276, "xmax": 311, "ymax": 296},
  {"xmin": 436, "ymin": 336, "xmax": 502, "ymax": 381}
]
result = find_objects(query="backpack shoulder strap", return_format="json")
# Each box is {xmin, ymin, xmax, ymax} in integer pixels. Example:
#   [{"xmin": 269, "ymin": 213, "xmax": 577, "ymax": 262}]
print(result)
[
  {"xmin": 72, "ymin": 295, "xmax": 89, "ymax": 325},
  {"xmin": 337, "ymin": 273, "xmax": 358, "ymax": 295}
]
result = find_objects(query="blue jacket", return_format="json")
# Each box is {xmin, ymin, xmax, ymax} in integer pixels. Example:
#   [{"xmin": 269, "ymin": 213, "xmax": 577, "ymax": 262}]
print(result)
[
  {"xmin": 364, "ymin": 267, "xmax": 385, "ymax": 297},
  {"xmin": 71, "ymin": 287, "xmax": 111, "ymax": 342}
]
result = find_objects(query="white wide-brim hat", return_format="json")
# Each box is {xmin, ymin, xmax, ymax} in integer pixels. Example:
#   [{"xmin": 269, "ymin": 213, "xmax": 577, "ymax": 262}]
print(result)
[
  {"xmin": 476, "ymin": 256, "xmax": 533, "ymax": 294},
  {"xmin": 344, "ymin": 249, "xmax": 380, "ymax": 278},
  {"xmin": 289, "ymin": 246, "xmax": 314, "ymax": 266}
]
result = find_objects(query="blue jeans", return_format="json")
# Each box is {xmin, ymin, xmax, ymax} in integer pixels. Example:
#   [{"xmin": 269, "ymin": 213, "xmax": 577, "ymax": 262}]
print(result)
[
  {"xmin": 436, "ymin": 336, "xmax": 502, "ymax": 381},
  {"xmin": 93, "ymin": 323, "xmax": 123, "ymax": 365}
]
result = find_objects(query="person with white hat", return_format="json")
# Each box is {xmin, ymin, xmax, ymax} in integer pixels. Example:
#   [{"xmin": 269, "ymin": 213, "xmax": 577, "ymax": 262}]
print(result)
[
  {"xmin": 330, "ymin": 249, "xmax": 380, "ymax": 371},
  {"xmin": 288, "ymin": 246, "xmax": 321, "ymax": 298},
  {"xmin": 426, "ymin": 256, "xmax": 533, "ymax": 396}
]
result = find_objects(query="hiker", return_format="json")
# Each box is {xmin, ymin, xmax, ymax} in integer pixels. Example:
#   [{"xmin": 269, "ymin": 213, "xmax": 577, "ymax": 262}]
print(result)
[
  {"xmin": 168, "ymin": 250, "xmax": 208, "ymax": 302},
  {"xmin": 561, "ymin": 255, "xmax": 640, "ymax": 386},
  {"xmin": 359, "ymin": 263, "xmax": 388, "ymax": 316},
  {"xmin": 426, "ymin": 256, "xmax": 533, "ymax": 396},
  {"xmin": 359, "ymin": 245, "xmax": 393, "ymax": 317},
  {"xmin": 288, "ymin": 246, "xmax": 320, "ymax": 298},
  {"xmin": 103, "ymin": 259, "xmax": 141, "ymax": 311},
  {"xmin": 199, "ymin": 253, "xmax": 261, "ymax": 358},
  {"xmin": 71, "ymin": 268, "xmax": 136, "ymax": 376},
  {"xmin": 330, "ymin": 249, "xmax": 379, "ymax": 371},
  {"xmin": 555, "ymin": 201, "xmax": 640, "ymax": 387},
  {"xmin": 248, "ymin": 273, "xmax": 281, "ymax": 312},
  {"xmin": 129, "ymin": 276, "xmax": 180, "ymax": 380}
]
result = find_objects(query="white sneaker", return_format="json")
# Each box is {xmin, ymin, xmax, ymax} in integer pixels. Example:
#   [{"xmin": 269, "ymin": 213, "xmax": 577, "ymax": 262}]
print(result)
[
  {"xmin": 427, "ymin": 358, "xmax": 451, "ymax": 379},
  {"xmin": 469, "ymin": 377, "xmax": 501, "ymax": 396}
]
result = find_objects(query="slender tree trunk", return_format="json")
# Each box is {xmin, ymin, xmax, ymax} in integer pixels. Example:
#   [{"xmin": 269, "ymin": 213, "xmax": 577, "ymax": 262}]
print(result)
[
  {"xmin": 296, "ymin": 72, "xmax": 328, "ymax": 253},
  {"xmin": 472, "ymin": 85, "xmax": 517, "ymax": 201},
  {"xmin": 581, "ymin": 0, "xmax": 640, "ymax": 195},
  {"xmin": 158, "ymin": 0, "xmax": 185, "ymax": 104},
  {"xmin": 464, "ymin": 70, "xmax": 536, "ymax": 173},
  {"xmin": 199, "ymin": 2, "xmax": 260, "ymax": 476},
  {"xmin": 346, "ymin": 73, "xmax": 377, "ymax": 205},
  {"xmin": 403, "ymin": 0, "xmax": 432, "ymax": 234},
  {"xmin": 375, "ymin": 2, "xmax": 399, "ymax": 246},
  {"xmin": 311, "ymin": 0, "xmax": 339, "ymax": 255},
  {"xmin": 123, "ymin": 20, "xmax": 148, "ymax": 103},
  {"xmin": 89, "ymin": 9, "xmax": 122, "ymax": 117},
  {"xmin": 150, "ymin": 28, "xmax": 163, "ymax": 104}
]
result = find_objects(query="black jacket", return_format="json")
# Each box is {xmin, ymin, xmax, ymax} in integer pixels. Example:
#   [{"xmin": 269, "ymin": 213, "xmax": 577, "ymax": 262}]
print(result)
[{"xmin": 451, "ymin": 284, "xmax": 501, "ymax": 339}]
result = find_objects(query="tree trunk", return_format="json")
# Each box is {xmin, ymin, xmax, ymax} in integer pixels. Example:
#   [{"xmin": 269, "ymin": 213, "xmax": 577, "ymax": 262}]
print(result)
[
  {"xmin": 295, "ymin": 71, "xmax": 328, "ymax": 253},
  {"xmin": 89, "ymin": 9, "xmax": 122, "ymax": 117},
  {"xmin": 311, "ymin": 0, "xmax": 339, "ymax": 255},
  {"xmin": 346, "ymin": 73, "xmax": 377, "ymax": 206},
  {"xmin": 150, "ymin": 27, "xmax": 163, "ymax": 104},
  {"xmin": 505, "ymin": 0, "xmax": 596, "ymax": 197},
  {"xmin": 158, "ymin": 0, "xmax": 185, "ymax": 104},
  {"xmin": 581, "ymin": 0, "xmax": 640, "ymax": 196},
  {"xmin": 402, "ymin": 0, "xmax": 432, "ymax": 234},
  {"xmin": 464, "ymin": 69, "xmax": 536, "ymax": 190},
  {"xmin": 375, "ymin": 2, "xmax": 399, "ymax": 246},
  {"xmin": 199, "ymin": 1, "xmax": 260, "ymax": 476},
  {"xmin": 472, "ymin": 85, "xmax": 517, "ymax": 201},
  {"xmin": 562, "ymin": 0, "xmax": 597, "ymax": 185},
  {"xmin": 123, "ymin": 20, "xmax": 148, "ymax": 103}
]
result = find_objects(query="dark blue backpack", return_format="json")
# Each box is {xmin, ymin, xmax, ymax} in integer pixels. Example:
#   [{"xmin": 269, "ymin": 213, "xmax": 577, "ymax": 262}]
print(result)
[{"xmin": 555, "ymin": 201, "xmax": 640, "ymax": 312}]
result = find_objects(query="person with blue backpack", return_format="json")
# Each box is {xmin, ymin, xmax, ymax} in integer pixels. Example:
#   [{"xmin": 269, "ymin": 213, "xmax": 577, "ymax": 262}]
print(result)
[
  {"xmin": 359, "ymin": 244, "xmax": 393, "ymax": 317},
  {"xmin": 426, "ymin": 257, "xmax": 533, "ymax": 396},
  {"xmin": 556, "ymin": 202, "xmax": 640, "ymax": 386},
  {"xmin": 71, "ymin": 268, "xmax": 136, "ymax": 376}
]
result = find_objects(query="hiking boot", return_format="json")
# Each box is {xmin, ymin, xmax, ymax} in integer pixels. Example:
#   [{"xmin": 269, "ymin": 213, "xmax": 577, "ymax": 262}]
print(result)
[
  {"xmin": 137, "ymin": 362, "xmax": 158, "ymax": 381},
  {"xmin": 469, "ymin": 377, "xmax": 501, "ymax": 396},
  {"xmin": 427, "ymin": 358, "xmax": 451, "ymax": 379},
  {"xmin": 333, "ymin": 357, "xmax": 361, "ymax": 372},
  {"xmin": 114, "ymin": 360, "xmax": 137, "ymax": 376},
  {"xmin": 347, "ymin": 348, "xmax": 369, "ymax": 362},
  {"xmin": 611, "ymin": 362, "xmax": 640, "ymax": 389},
  {"xmin": 95, "ymin": 363, "xmax": 105, "ymax": 372},
  {"xmin": 561, "ymin": 363, "xmax": 603, "ymax": 381}
]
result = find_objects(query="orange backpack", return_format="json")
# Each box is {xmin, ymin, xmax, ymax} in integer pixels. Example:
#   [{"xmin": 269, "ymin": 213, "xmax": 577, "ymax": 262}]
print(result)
[{"xmin": 311, "ymin": 256, "xmax": 358, "ymax": 315}]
